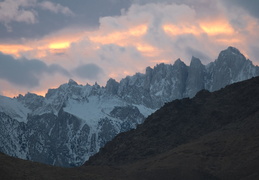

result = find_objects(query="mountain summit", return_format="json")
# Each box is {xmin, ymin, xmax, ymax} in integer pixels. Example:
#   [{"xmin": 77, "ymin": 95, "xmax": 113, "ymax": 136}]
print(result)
[{"xmin": 0, "ymin": 47, "xmax": 259, "ymax": 167}]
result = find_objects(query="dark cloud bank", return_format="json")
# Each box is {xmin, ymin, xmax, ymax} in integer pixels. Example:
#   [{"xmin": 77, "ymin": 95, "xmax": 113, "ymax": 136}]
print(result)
[
  {"xmin": 0, "ymin": 0, "xmax": 132, "ymax": 41},
  {"xmin": 0, "ymin": 52, "xmax": 69, "ymax": 87},
  {"xmin": 73, "ymin": 63, "xmax": 103, "ymax": 80}
]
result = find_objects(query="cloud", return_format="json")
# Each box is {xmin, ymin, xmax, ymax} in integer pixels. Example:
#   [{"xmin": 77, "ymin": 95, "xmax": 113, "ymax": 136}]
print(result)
[
  {"xmin": 39, "ymin": 1, "xmax": 74, "ymax": 16},
  {"xmin": 0, "ymin": 0, "xmax": 131, "ymax": 41},
  {"xmin": 2, "ymin": 1, "xmax": 258, "ymax": 65},
  {"xmin": 83, "ymin": 2, "xmax": 220, "ymax": 64},
  {"xmin": 0, "ymin": 0, "xmax": 37, "ymax": 26},
  {"xmin": 73, "ymin": 63, "xmax": 103, "ymax": 80},
  {"xmin": 0, "ymin": 0, "xmax": 74, "ymax": 33},
  {"xmin": 94, "ymin": 2, "xmax": 259, "ymax": 63},
  {"xmin": 223, "ymin": 0, "xmax": 259, "ymax": 20},
  {"xmin": 1, "ymin": 0, "xmax": 259, "ymax": 97},
  {"xmin": 185, "ymin": 47, "xmax": 211, "ymax": 63},
  {"xmin": 0, "ymin": 52, "xmax": 69, "ymax": 88}
]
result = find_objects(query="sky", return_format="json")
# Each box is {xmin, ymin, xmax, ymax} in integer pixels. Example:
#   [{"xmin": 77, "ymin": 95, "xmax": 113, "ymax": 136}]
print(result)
[{"xmin": 0, "ymin": 0, "xmax": 259, "ymax": 97}]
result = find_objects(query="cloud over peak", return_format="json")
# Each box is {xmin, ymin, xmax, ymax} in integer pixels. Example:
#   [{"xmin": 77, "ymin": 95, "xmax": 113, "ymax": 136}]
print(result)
[
  {"xmin": 73, "ymin": 63, "xmax": 103, "ymax": 80},
  {"xmin": 0, "ymin": 52, "xmax": 69, "ymax": 88}
]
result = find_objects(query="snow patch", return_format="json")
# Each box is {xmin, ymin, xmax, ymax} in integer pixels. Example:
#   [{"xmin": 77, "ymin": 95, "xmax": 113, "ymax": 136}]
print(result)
[
  {"xmin": 134, "ymin": 104, "xmax": 155, "ymax": 118},
  {"xmin": 0, "ymin": 95, "xmax": 30, "ymax": 123},
  {"xmin": 63, "ymin": 95, "xmax": 125, "ymax": 129}
]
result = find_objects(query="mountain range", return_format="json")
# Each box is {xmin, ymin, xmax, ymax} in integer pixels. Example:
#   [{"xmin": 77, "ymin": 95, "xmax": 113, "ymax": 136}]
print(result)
[
  {"xmin": 0, "ymin": 46, "xmax": 259, "ymax": 167},
  {"xmin": 1, "ymin": 73, "xmax": 259, "ymax": 180},
  {"xmin": 85, "ymin": 76, "xmax": 259, "ymax": 179}
]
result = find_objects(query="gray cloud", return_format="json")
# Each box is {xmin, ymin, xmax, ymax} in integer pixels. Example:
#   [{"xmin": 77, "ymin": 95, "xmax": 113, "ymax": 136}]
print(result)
[
  {"xmin": 0, "ymin": 0, "xmax": 74, "ymax": 25},
  {"xmin": 185, "ymin": 46, "xmax": 211, "ymax": 64},
  {"xmin": 223, "ymin": 0, "xmax": 259, "ymax": 19},
  {"xmin": 249, "ymin": 45, "xmax": 259, "ymax": 63},
  {"xmin": 73, "ymin": 63, "xmax": 103, "ymax": 80},
  {"xmin": 0, "ymin": 0, "xmax": 74, "ymax": 40},
  {"xmin": 0, "ymin": 0, "xmax": 37, "ymax": 32},
  {"xmin": 133, "ymin": 0, "xmax": 221, "ymax": 18},
  {"xmin": 0, "ymin": 52, "xmax": 69, "ymax": 87},
  {"xmin": 39, "ymin": 1, "xmax": 74, "ymax": 16},
  {"xmin": 0, "ymin": 0, "xmax": 132, "ymax": 41}
]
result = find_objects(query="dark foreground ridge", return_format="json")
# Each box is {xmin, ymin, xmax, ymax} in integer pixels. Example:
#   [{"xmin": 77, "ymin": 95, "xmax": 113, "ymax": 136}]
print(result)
[
  {"xmin": 86, "ymin": 76, "xmax": 259, "ymax": 166},
  {"xmin": 1, "ymin": 76, "xmax": 259, "ymax": 179}
]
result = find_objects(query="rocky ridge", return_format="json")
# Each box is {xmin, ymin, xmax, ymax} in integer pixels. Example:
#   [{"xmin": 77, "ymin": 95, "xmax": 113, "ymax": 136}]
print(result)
[
  {"xmin": 0, "ymin": 46, "xmax": 258, "ymax": 167},
  {"xmin": 86, "ymin": 75, "xmax": 259, "ymax": 168},
  {"xmin": 1, "ymin": 75, "xmax": 259, "ymax": 180}
]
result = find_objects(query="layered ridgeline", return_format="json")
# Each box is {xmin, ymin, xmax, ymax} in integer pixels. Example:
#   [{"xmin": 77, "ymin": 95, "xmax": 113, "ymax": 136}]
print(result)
[
  {"xmin": 85, "ymin": 75, "xmax": 259, "ymax": 180},
  {"xmin": 1, "ymin": 71, "xmax": 259, "ymax": 180},
  {"xmin": 0, "ymin": 47, "xmax": 258, "ymax": 167}
]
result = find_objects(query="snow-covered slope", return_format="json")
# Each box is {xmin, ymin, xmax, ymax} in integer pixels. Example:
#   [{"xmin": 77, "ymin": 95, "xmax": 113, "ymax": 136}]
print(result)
[
  {"xmin": 0, "ymin": 47, "xmax": 258, "ymax": 167},
  {"xmin": 0, "ymin": 96, "xmax": 30, "ymax": 123},
  {"xmin": 0, "ymin": 80, "xmax": 152, "ymax": 167}
]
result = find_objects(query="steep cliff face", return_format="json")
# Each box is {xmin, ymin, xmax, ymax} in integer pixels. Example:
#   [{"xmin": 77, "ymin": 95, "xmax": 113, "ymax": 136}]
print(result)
[
  {"xmin": 0, "ymin": 47, "xmax": 259, "ymax": 167},
  {"xmin": 185, "ymin": 56, "xmax": 206, "ymax": 97},
  {"xmin": 116, "ymin": 60, "xmax": 189, "ymax": 108}
]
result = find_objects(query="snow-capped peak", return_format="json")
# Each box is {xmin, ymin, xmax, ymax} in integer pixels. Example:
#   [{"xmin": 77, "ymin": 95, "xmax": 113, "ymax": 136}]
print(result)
[{"xmin": 0, "ymin": 46, "xmax": 258, "ymax": 167}]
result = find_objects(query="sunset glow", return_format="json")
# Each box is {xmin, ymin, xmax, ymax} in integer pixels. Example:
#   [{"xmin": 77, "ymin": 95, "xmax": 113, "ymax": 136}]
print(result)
[
  {"xmin": 89, "ymin": 24, "xmax": 148, "ymax": 46},
  {"xmin": 136, "ymin": 43, "xmax": 156, "ymax": 53},
  {"xmin": 0, "ymin": 44, "xmax": 32, "ymax": 57},
  {"xmin": 0, "ymin": 0, "xmax": 258, "ymax": 97},
  {"xmin": 151, "ymin": 59, "xmax": 171, "ymax": 63},
  {"xmin": 163, "ymin": 24, "xmax": 200, "ymax": 36},
  {"xmin": 129, "ymin": 24, "xmax": 148, "ymax": 36},
  {"xmin": 163, "ymin": 21, "xmax": 235, "ymax": 36},
  {"xmin": 200, "ymin": 21, "xmax": 234, "ymax": 35},
  {"xmin": 49, "ymin": 42, "xmax": 70, "ymax": 49}
]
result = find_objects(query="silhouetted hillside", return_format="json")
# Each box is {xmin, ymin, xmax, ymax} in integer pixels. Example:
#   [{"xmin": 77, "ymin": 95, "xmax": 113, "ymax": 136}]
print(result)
[
  {"xmin": 85, "ymin": 76, "xmax": 259, "ymax": 179},
  {"xmin": 86, "ymin": 76, "xmax": 259, "ymax": 166}
]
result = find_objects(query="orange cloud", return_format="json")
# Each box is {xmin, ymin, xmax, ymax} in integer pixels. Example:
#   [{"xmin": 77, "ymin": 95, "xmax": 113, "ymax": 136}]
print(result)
[
  {"xmin": 0, "ymin": 44, "xmax": 32, "ymax": 57},
  {"xmin": 1, "ymin": 91, "xmax": 20, "ymax": 98},
  {"xmin": 48, "ymin": 41, "xmax": 71, "ymax": 55},
  {"xmin": 88, "ymin": 24, "xmax": 163, "ymax": 57},
  {"xmin": 136, "ymin": 43, "xmax": 161, "ymax": 57},
  {"xmin": 136, "ymin": 43, "xmax": 155, "ymax": 52},
  {"xmin": 129, "ymin": 24, "xmax": 147, "ymax": 36},
  {"xmin": 163, "ymin": 24, "xmax": 200, "ymax": 36},
  {"xmin": 199, "ymin": 20, "xmax": 234, "ymax": 35},
  {"xmin": 89, "ymin": 24, "xmax": 147, "ymax": 46},
  {"xmin": 49, "ymin": 42, "xmax": 70, "ymax": 49},
  {"xmin": 163, "ymin": 20, "xmax": 235, "ymax": 37},
  {"xmin": 151, "ymin": 59, "xmax": 171, "ymax": 64},
  {"xmin": 0, "ymin": 28, "xmax": 86, "ymax": 60},
  {"xmin": 216, "ymin": 38, "xmax": 241, "ymax": 43}
]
